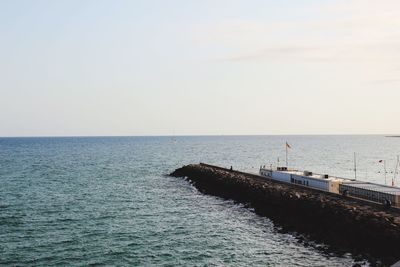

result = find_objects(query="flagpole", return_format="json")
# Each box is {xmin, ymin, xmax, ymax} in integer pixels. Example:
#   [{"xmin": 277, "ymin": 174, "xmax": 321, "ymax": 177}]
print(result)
[
  {"xmin": 384, "ymin": 160, "xmax": 387, "ymax": 185},
  {"xmin": 286, "ymin": 142, "xmax": 288, "ymax": 167}
]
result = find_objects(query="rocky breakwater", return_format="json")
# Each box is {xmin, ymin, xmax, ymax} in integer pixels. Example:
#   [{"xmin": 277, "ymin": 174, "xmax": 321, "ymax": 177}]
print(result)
[{"xmin": 170, "ymin": 163, "xmax": 400, "ymax": 266}]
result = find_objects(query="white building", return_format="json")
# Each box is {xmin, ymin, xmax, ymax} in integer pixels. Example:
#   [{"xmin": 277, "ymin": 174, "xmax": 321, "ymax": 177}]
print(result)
[{"xmin": 259, "ymin": 167, "xmax": 346, "ymax": 194}]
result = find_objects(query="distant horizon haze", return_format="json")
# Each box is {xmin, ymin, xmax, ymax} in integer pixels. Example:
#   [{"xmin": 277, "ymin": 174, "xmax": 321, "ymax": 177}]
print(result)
[{"xmin": 1, "ymin": 133, "xmax": 400, "ymax": 138}]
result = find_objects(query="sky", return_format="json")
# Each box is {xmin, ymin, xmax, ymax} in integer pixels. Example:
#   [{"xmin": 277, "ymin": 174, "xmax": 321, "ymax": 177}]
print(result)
[{"xmin": 0, "ymin": 0, "xmax": 399, "ymax": 136}]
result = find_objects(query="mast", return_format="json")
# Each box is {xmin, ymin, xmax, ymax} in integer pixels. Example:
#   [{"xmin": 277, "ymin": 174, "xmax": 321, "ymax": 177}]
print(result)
[
  {"xmin": 394, "ymin": 155, "xmax": 399, "ymax": 187},
  {"xmin": 354, "ymin": 152, "xmax": 357, "ymax": 180}
]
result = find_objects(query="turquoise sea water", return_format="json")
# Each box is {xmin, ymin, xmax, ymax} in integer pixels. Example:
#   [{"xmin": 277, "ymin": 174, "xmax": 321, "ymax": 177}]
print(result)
[{"xmin": 1, "ymin": 136, "xmax": 399, "ymax": 266}]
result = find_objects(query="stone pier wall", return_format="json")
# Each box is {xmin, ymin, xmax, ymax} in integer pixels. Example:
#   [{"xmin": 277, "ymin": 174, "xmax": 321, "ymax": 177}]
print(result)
[{"xmin": 170, "ymin": 163, "xmax": 400, "ymax": 266}]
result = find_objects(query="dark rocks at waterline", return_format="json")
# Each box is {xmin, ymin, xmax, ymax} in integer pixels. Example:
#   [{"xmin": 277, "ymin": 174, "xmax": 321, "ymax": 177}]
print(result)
[{"xmin": 170, "ymin": 163, "xmax": 400, "ymax": 266}]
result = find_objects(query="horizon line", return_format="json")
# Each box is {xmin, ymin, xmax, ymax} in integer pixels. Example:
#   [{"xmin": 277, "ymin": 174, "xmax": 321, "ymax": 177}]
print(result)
[{"xmin": 0, "ymin": 134, "xmax": 398, "ymax": 138}]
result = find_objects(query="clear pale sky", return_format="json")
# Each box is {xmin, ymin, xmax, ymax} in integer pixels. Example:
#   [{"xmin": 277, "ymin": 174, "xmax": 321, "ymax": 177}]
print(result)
[{"xmin": 1, "ymin": 0, "xmax": 399, "ymax": 136}]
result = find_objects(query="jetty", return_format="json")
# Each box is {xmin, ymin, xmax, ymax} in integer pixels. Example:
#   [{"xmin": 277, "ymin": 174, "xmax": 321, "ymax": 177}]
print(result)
[{"xmin": 171, "ymin": 163, "xmax": 400, "ymax": 266}]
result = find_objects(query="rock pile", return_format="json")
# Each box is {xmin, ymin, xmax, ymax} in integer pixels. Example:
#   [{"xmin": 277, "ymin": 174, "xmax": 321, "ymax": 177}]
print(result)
[{"xmin": 171, "ymin": 163, "xmax": 400, "ymax": 266}]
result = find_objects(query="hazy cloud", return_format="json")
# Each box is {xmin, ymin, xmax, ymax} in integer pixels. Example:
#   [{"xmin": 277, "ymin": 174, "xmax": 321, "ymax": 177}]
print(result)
[{"xmin": 193, "ymin": 1, "xmax": 400, "ymax": 61}]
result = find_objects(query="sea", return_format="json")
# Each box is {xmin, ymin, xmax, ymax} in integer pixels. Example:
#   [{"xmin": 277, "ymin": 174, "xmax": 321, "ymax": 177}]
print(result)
[{"xmin": 0, "ymin": 135, "xmax": 399, "ymax": 266}]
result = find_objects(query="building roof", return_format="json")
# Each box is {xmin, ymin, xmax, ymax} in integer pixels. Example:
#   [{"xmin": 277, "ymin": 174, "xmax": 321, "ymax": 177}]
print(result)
[{"xmin": 342, "ymin": 182, "xmax": 400, "ymax": 195}]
